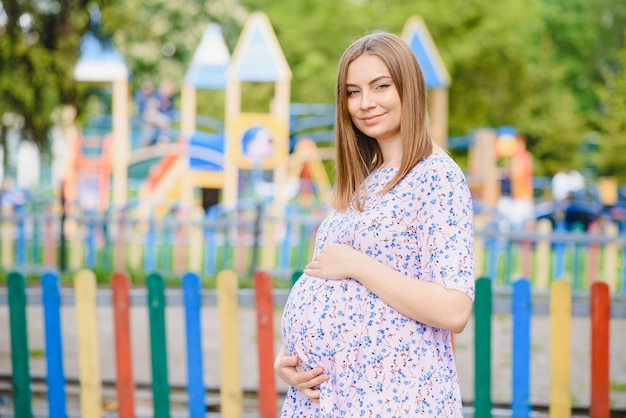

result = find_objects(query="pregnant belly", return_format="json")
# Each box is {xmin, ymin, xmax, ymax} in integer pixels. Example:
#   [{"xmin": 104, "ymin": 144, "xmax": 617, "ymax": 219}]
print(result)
[{"xmin": 281, "ymin": 275, "xmax": 381, "ymax": 373}]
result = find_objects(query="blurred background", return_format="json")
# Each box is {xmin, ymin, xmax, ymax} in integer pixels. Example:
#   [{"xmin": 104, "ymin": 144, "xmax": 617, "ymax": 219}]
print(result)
[
  {"xmin": 1, "ymin": 3, "xmax": 626, "ymax": 416},
  {"xmin": 0, "ymin": 0, "xmax": 625, "ymax": 180},
  {"xmin": 1, "ymin": 0, "xmax": 626, "ymax": 282}
]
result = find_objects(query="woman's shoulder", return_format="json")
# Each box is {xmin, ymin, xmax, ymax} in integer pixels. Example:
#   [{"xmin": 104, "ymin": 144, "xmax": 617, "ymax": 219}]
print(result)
[{"xmin": 410, "ymin": 151, "xmax": 466, "ymax": 180}]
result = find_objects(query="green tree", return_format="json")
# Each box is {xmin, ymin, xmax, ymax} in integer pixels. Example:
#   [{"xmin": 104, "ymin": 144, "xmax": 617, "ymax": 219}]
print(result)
[
  {"xmin": 241, "ymin": 0, "xmax": 585, "ymax": 175},
  {"xmin": 1, "ymin": 0, "xmax": 624, "ymax": 181},
  {"xmin": 107, "ymin": 0, "xmax": 248, "ymax": 120},
  {"xmin": 591, "ymin": 45, "xmax": 626, "ymax": 182},
  {"xmin": 0, "ymin": 1, "xmax": 127, "ymax": 155},
  {"xmin": 541, "ymin": 0, "xmax": 626, "ymax": 114}
]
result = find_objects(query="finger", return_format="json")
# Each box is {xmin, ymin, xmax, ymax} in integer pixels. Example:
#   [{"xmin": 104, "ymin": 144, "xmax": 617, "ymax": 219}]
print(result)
[
  {"xmin": 308, "ymin": 372, "xmax": 330, "ymax": 387},
  {"xmin": 301, "ymin": 388, "xmax": 321, "ymax": 400},
  {"xmin": 288, "ymin": 367, "xmax": 325, "ymax": 385},
  {"xmin": 294, "ymin": 373, "xmax": 329, "ymax": 391},
  {"xmin": 279, "ymin": 355, "xmax": 299, "ymax": 367}
]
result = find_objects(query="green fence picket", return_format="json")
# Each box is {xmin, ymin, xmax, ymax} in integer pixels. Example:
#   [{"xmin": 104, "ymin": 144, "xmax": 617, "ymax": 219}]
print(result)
[
  {"xmin": 8, "ymin": 271, "xmax": 33, "ymax": 418},
  {"xmin": 147, "ymin": 272, "xmax": 171, "ymax": 418},
  {"xmin": 474, "ymin": 277, "xmax": 492, "ymax": 418}
]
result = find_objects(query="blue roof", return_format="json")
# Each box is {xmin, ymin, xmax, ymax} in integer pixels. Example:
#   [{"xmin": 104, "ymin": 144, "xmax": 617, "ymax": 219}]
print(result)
[
  {"xmin": 185, "ymin": 23, "xmax": 230, "ymax": 89},
  {"xmin": 74, "ymin": 32, "xmax": 129, "ymax": 81},
  {"xmin": 185, "ymin": 64, "xmax": 228, "ymax": 89},
  {"xmin": 229, "ymin": 13, "xmax": 290, "ymax": 82},
  {"xmin": 235, "ymin": 27, "xmax": 281, "ymax": 82},
  {"xmin": 403, "ymin": 18, "xmax": 450, "ymax": 89}
]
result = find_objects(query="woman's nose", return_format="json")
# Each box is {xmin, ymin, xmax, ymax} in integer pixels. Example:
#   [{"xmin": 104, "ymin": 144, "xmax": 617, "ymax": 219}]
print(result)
[{"xmin": 360, "ymin": 91, "xmax": 375, "ymax": 109}]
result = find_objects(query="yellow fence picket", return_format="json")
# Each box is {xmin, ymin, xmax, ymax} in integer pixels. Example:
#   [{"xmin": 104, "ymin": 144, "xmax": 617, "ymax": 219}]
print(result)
[
  {"xmin": 217, "ymin": 269, "xmax": 243, "ymax": 417},
  {"xmin": 535, "ymin": 219, "xmax": 552, "ymax": 290},
  {"xmin": 1, "ymin": 205, "xmax": 13, "ymax": 268},
  {"xmin": 261, "ymin": 218, "xmax": 277, "ymax": 271},
  {"xmin": 549, "ymin": 280, "xmax": 571, "ymax": 418},
  {"xmin": 74, "ymin": 269, "xmax": 102, "ymax": 418},
  {"xmin": 473, "ymin": 213, "xmax": 487, "ymax": 277},
  {"xmin": 188, "ymin": 206, "xmax": 204, "ymax": 273}
]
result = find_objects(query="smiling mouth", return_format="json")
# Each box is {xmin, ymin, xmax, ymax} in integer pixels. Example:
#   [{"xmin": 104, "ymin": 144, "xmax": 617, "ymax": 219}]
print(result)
[{"xmin": 362, "ymin": 114, "xmax": 382, "ymax": 124}]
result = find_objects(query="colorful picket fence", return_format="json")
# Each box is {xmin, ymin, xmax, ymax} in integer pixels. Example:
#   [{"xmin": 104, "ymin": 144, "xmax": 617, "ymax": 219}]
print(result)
[
  {"xmin": 2, "ymin": 271, "xmax": 620, "ymax": 417},
  {"xmin": 473, "ymin": 215, "xmax": 626, "ymax": 294},
  {"xmin": 0, "ymin": 201, "xmax": 323, "ymax": 281},
  {"xmin": 1, "ymin": 203, "xmax": 626, "ymax": 294}
]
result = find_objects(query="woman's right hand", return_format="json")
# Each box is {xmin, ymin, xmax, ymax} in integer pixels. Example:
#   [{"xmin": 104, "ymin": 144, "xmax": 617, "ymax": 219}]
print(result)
[{"xmin": 274, "ymin": 346, "xmax": 329, "ymax": 401}]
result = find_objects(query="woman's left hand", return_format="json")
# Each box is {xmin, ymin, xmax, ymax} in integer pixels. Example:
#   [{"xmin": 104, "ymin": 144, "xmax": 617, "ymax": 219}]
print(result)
[{"xmin": 304, "ymin": 244, "xmax": 364, "ymax": 280}]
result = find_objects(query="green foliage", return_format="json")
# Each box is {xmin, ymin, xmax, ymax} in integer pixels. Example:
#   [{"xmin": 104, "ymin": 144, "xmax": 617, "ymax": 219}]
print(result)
[
  {"xmin": 0, "ymin": 1, "xmax": 125, "ymax": 151},
  {"xmin": 240, "ymin": 0, "xmax": 592, "ymax": 175},
  {"xmin": 591, "ymin": 45, "xmax": 626, "ymax": 182},
  {"xmin": 1, "ymin": 0, "xmax": 625, "ymax": 179},
  {"xmin": 542, "ymin": 0, "xmax": 626, "ymax": 113}
]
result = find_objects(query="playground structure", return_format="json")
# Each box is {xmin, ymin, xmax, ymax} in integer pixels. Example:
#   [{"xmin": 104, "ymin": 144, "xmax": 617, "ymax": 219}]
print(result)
[
  {"xmin": 49, "ymin": 12, "xmax": 462, "ymax": 224},
  {"xmin": 69, "ymin": 30, "xmax": 131, "ymax": 209},
  {"xmin": 466, "ymin": 127, "xmax": 536, "ymax": 227},
  {"xmin": 56, "ymin": 12, "xmax": 556, "ymax": 245},
  {"xmin": 26, "ymin": 11, "xmax": 461, "ymax": 274},
  {"xmin": 60, "ymin": 13, "xmax": 335, "ymax": 223}
]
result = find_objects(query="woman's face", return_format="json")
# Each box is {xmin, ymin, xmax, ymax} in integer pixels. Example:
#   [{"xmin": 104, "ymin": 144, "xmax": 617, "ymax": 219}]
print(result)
[{"xmin": 345, "ymin": 54, "xmax": 402, "ymax": 144}]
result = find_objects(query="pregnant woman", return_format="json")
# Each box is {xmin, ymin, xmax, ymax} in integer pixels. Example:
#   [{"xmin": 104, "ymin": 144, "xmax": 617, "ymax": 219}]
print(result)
[{"xmin": 276, "ymin": 31, "xmax": 475, "ymax": 417}]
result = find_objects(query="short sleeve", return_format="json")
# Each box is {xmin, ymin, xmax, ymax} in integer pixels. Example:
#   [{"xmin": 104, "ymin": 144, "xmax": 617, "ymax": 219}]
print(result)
[{"xmin": 415, "ymin": 158, "xmax": 475, "ymax": 300}]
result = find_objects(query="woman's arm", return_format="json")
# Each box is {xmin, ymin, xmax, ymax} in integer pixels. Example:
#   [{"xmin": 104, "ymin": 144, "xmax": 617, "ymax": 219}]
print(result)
[
  {"xmin": 304, "ymin": 245, "xmax": 473, "ymax": 333},
  {"xmin": 274, "ymin": 346, "xmax": 329, "ymax": 400},
  {"xmin": 305, "ymin": 163, "xmax": 475, "ymax": 333}
]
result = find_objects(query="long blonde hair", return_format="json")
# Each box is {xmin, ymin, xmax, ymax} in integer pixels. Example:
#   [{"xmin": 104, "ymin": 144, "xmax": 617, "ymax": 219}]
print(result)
[{"xmin": 331, "ymin": 32, "xmax": 433, "ymax": 211}]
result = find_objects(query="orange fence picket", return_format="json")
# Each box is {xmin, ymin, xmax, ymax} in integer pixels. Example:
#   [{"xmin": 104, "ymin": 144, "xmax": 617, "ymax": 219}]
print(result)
[
  {"xmin": 591, "ymin": 282, "xmax": 610, "ymax": 418},
  {"xmin": 112, "ymin": 272, "xmax": 135, "ymax": 418}
]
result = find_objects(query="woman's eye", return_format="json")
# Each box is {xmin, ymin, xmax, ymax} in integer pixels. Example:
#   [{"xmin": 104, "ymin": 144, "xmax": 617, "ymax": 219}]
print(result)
[
  {"xmin": 375, "ymin": 83, "xmax": 390, "ymax": 90},
  {"xmin": 347, "ymin": 89, "xmax": 359, "ymax": 97}
]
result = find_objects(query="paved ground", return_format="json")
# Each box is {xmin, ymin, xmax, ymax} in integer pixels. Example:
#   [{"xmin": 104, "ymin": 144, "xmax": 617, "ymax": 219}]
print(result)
[{"xmin": 0, "ymin": 301, "xmax": 625, "ymax": 416}]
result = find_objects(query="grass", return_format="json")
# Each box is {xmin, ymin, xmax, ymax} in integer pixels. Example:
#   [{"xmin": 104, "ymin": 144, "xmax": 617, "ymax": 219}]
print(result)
[
  {"xmin": 611, "ymin": 381, "xmax": 626, "ymax": 392},
  {"xmin": 29, "ymin": 349, "xmax": 45, "ymax": 357}
]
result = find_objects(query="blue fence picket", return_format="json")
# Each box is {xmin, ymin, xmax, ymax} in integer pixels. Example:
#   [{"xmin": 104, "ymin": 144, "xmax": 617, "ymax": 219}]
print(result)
[
  {"xmin": 15, "ymin": 204, "xmax": 26, "ymax": 266},
  {"xmin": 552, "ymin": 220, "xmax": 566, "ymax": 280},
  {"xmin": 42, "ymin": 271, "xmax": 67, "ymax": 418},
  {"xmin": 486, "ymin": 224, "xmax": 498, "ymax": 283},
  {"xmin": 278, "ymin": 205, "xmax": 296, "ymax": 272},
  {"xmin": 572, "ymin": 223, "xmax": 584, "ymax": 291},
  {"xmin": 144, "ymin": 214, "xmax": 156, "ymax": 272},
  {"xmin": 619, "ymin": 221, "xmax": 626, "ymax": 295},
  {"xmin": 160, "ymin": 213, "xmax": 172, "ymax": 272},
  {"xmin": 512, "ymin": 279, "xmax": 531, "ymax": 418},
  {"xmin": 503, "ymin": 239, "xmax": 513, "ymax": 285},
  {"xmin": 182, "ymin": 272, "xmax": 205, "ymax": 418},
  {"xmin": 31, "ymin": 209, "xmax": 40, "ymax": 265},
  {"xmin": 85, "ymin": 212, "xmax": 97, "ymax": 268},
  {"xmin": 204, "ymin": 206, "xmax": 218, "ymax": 276},
  {"xmin": 102, "ymin": 212, "xmax": 112, "ymax": 269},
  {"xmin": 221, "ymin": 212, "xmax": 232, "ymax": 270}
]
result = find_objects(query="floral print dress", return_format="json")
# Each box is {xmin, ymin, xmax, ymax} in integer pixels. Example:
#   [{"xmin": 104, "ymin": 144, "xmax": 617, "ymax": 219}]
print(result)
[{"xmin": 280, "ymin": 152, "xmax": 475, "ymax": 417}]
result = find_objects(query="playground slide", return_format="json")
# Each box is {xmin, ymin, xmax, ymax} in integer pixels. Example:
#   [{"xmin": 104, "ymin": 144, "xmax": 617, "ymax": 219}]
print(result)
[{"xmin": 139, "ymin": 150, "xmax": 188, "ymax": 217}]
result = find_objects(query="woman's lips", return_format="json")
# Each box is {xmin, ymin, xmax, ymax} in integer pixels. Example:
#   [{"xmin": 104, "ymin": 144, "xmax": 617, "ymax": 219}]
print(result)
[{"xmin": 362, "ymin": 114, "xmax": 383, "ymax": 125}]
